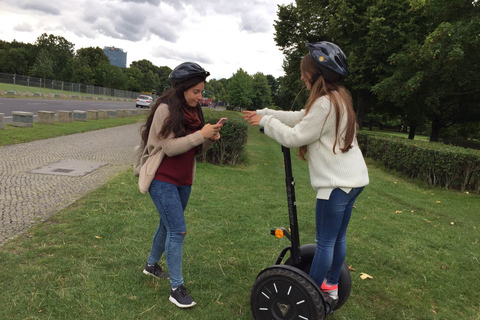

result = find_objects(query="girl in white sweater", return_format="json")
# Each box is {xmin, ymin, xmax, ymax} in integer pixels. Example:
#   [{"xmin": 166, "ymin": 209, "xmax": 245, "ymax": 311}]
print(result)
[{"xmin": 243, "ymin": 41, "xmax": 369, "ymax": 306}]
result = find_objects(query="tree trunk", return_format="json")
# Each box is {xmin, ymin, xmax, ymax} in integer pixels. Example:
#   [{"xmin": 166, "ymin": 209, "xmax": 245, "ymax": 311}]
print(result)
[
  {"xmin": 355, "ymin": 91, "xmax": 366, "ymax": 130},
  {"xmin": 430, "ymin": 115, "xmax": 442, "ymax": 142},
  {"xmin": 408, "ymin": 123, "xmax": 416, "ymax": 140}
]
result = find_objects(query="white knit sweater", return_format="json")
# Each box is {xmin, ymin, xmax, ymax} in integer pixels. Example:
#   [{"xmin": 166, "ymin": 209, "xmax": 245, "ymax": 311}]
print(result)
[{"xmin": 258, "ymin": 95, "xmax": 369, "ymax": 199}]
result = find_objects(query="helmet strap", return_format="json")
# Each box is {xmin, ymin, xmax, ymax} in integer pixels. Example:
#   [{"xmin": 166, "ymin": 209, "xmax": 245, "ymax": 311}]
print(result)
[{"xmin": 311, "ymin": 70, "xmax": 322, "ymax": 85}]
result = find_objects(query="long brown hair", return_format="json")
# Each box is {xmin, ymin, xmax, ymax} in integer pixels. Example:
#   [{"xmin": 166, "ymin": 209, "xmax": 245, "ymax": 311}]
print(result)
[
  {"xmin": 141, "ymin": 76, "xmax": 205, "ymax": 144},
  {"xmin": 298, "ymin": 54, "xmax": 357, "ymax": 160}
]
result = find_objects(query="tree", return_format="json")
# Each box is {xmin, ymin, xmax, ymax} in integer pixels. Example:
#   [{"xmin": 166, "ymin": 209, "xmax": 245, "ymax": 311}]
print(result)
[
  {"xmin": 206, "ymin": 78, "xmax": 229, "ymax": 104},
  {"xmin": 94, "ymin": 62, "xmax": 128, "ymax": 89},
  {"xmin": 252, "ymin": 72, "xmax": 272, "ymax": 109},
  {"xmin": 227, "ymin": 69, "xmax": 254, "ymax": 109},
  {"xmin": 130, "ymin": 59, "xmax": 158, "ymax": 74},
  {"xmin": 76, "ymin": 47, "xmax": 109, "ymax": 70},
  {"xmin": 273, "ymin": 0, "xmax": 419, "ymax": 122},
  {"xmin": 30, "ymin": 49, "xmax": 54, "ymax": 83},
  {"xmin": 373, "ymin": 0, "xmax": 480, "ymax": 141},
  {"xmin": 71, "ymin": 55, "xmax": 94, "ymax": 85},
  {"xmin": 35, "ymin": 33, "xmax": 75, "ymax": 81},
  {"xmin": 0, "ymin": 47, "xmax": 30, "ymax": 75},
  {"xmin": 266, "ymin": 74, "xmax": 279, "ymax": 104},
  {"xmin": 0, "ymin": 40, "xmax": 37, "ymax": 75},
  {"xmin": 124, "ymin": 67, "xmax": 143, "ymax": 92},
  {"xmin": 157, "ymin": 66, "xmax": 172, "ymax": 93},
  {"xmin": 142, "ymin": 70, "xmax": 160, "ymax": 94}
]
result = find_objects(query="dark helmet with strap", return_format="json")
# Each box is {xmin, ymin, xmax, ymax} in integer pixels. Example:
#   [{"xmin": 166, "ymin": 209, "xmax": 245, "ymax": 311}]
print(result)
[
  {"xmin": 169, "ymin": 62, "xmax": 210, "ymax": 87},
  {"xmin": 306, "ymin": 41, "xmax": 350, "ymax": 83}
]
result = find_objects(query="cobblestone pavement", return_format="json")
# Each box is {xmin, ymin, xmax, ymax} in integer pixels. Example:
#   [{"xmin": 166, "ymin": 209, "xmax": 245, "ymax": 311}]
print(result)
[{"xmin": 0, "ymin": 123, "xmax": 142, "ymax": 246}]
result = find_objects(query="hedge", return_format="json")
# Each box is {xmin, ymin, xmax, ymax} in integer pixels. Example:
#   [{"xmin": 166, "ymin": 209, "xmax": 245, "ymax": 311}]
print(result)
[
  {"xmin": 200, "ymin": 111, "xmax": 248, "ymax": 165},
  {"xmin": 357, "ymin": 132, "xmax": 480, "ymax": 192}
]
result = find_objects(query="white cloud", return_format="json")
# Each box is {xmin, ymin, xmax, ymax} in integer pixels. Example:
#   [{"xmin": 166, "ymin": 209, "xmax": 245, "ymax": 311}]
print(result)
[{"xmin": 0, "ymin": 0, "xmax": 290, "ymax": 79}]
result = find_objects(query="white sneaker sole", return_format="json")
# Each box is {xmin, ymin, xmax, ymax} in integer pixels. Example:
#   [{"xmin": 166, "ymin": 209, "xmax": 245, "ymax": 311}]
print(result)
[
  {"xmin": 142, "ymin": 269, "xmax": 169, "ymax": 279},
  {"xmin": 169, "ymin": 296, "xmax": 196, "ymax": 308}
]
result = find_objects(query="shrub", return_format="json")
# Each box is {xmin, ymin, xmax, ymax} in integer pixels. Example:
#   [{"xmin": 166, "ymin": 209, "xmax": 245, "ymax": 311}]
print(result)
[
  {"xmin": 200, "ymin": 110, "xmax": 248, "ymax": 165},
  {"xmin": 358, "ymin": 132, "xmax": 480, "ymax": 192}
]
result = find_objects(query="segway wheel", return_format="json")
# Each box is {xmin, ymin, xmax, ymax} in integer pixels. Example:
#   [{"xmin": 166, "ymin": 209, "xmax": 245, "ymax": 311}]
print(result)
[
  {"xmin": 251, "ymin": 265, "xmax": 325, "ymax": 320},
  {"xmin": 284, "ymin": 244, "xmax": 351, "ymax": 310}
]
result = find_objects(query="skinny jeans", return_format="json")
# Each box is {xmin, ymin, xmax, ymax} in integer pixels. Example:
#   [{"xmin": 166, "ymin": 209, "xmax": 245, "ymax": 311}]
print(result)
[
  {"xmin": 147, "ymin": 179, "xmax": 191, "ymax": 288},
  {"xmin": 309, "ymin": 187, "xmax": 364, "ymax": 287}
]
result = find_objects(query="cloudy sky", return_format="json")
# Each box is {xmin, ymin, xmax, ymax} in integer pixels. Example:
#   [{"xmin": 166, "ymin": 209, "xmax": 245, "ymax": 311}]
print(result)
[{"xmin": 0, "ymin": 0, "xmax": 292, "ymax": 79}]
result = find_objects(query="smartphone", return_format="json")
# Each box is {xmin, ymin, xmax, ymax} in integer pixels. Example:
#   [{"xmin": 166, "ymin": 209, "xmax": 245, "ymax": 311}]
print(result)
[{"xmin": 216, "ymin": 117, "xmax": 227, "ymax": 125}]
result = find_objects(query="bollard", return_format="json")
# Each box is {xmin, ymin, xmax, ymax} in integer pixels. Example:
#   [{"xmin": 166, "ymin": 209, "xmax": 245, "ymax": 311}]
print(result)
[
  {"xmin": 98, "ymin": 109, "xmax": 108, "ymax": 119},
  {"xmin": 37, "ymin": 111, "xmax": 55, "ymax": 124},
  {"xmin": 139, "ymin": 109, "xmax": 150, "ymax": 116},
  {"xmin": 0, "ymin": 113, "xmax": 4, "ymax": 129},
  {"xmin": 73, "ymin": 110, "xmax": 87, "ymax": 121},
  {"xmin": 12, "ymin": 111, "xmax": 33, "ymax": 127},
  {"xmin": 87, "ymin": 110, "xmax": 98, "ymax": 120},
  {"xmin": 57, "ymin": 110, "xmax": 73, "ymax": 123},
  {"xmin": 108, "ymin": 110, "xmax": 117, "ymax": 118}
]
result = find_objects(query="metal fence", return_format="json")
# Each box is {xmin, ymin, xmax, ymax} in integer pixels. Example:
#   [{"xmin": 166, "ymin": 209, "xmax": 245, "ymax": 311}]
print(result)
[{"xmin": 0, "ymin": 72, "xmax": 141, "ymax": 99}]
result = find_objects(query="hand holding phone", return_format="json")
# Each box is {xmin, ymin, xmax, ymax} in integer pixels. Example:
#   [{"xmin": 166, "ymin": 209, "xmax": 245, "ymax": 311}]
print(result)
[{"xmin": 216, "ymin": 117, "xmax": 227, "ymax": 125}]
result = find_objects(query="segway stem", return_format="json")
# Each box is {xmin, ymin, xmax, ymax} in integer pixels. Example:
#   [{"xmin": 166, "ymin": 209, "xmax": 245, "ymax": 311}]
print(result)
[{"xmin": 282, "ymin": 146, "xmax": 301, "ymax": 265}]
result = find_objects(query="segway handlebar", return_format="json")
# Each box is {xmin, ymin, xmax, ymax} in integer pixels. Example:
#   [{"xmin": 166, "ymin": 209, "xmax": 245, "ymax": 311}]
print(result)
[{"xmin": 260, "ymin": 127, "xmax": 301, "ymax": 265}]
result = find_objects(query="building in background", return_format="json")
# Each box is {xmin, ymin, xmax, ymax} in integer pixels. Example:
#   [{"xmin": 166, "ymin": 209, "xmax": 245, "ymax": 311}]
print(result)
[{"xmin": 103, "ymin": 46, "xmax": 127, "ymax": 68}]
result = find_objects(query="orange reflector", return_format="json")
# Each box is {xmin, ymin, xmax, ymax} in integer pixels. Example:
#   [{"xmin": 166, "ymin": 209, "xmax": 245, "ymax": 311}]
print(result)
[{"xmin": 274, "ymin": 229, "xmax": 284, "ymax": 238}]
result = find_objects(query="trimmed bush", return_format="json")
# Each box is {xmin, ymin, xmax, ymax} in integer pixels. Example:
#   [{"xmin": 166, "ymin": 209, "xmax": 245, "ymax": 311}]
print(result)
[
  {"xmin": 358, "ymin": 132, "xmax": 480, "ymax": 192},
  {"xmin": 201, "ymin": 111, "xmax": 248, "ymax": 165}
]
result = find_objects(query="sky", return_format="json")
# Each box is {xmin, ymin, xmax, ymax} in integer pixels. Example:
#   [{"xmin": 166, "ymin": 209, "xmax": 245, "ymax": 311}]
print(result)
[{"xmin": 0, "ymin": 0, "xmax": 292, "ymax": 80}]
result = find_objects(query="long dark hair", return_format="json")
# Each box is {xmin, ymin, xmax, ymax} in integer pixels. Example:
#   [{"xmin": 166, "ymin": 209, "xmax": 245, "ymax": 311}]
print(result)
[
  {"xmin": 298, "ymin": 53, "xmax": 356, "ymax": 160},
  {"xmin": 141, "ymin": 76, "xmax": 206, "ymax": 144}
]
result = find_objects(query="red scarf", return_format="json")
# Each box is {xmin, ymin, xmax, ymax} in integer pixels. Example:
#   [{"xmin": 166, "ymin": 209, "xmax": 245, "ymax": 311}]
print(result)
[{"xmin": 183, "ymin": 105, "xmax": 201, "ymax": 130}]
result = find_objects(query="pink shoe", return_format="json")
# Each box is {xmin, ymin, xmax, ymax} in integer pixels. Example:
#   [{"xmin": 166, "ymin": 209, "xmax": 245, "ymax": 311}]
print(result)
[
  {"xmin": 321, "ymin": 281, "xmax": 339, "ymax": 300},
  {"xmin": 321, "ymin": 282, "xmax": 338, "ymax": 292}
]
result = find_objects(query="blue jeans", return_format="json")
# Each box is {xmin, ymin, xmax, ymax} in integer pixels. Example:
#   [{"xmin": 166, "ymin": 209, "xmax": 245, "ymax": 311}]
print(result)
[
  {"xmin": 147, "ymin": 180, "xmax": 191, "ymax": 288},
  {"xmin": 309, "ymin": 187, "xmax": 364, "ymax": 286}
]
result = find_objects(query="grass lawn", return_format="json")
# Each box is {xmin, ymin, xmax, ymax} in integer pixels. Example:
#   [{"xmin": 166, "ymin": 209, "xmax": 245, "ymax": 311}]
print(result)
[
  {"xmin": 359, "ymin": 127, "xmax": 431, "ymax": 142},
  {"xmin": 0, "ymin": 116, "xmax": 146, "ymax": 146},
  {"xmin": 0, "ymin": 126, "xmax": 479, "ymax": 319}
]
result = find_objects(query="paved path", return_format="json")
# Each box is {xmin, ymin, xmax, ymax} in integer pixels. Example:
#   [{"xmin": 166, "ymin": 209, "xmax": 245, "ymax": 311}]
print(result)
[{"xmin": 0, "ymin": 123, "xmax": 142, "ymax": 246}]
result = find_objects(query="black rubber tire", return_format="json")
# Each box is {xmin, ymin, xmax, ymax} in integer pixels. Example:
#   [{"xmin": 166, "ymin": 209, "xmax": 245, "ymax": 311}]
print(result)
[
  {"xmin": 251, "ymin": 265, "xmax": 325, "ymax": 320},
  {"xmin": 284, "ymin": 244, "xmax": 351, "ymax": 310}
]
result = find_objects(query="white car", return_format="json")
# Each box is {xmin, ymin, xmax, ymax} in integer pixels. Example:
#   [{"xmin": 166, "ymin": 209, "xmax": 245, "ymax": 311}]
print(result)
[{"xmin": 136, "ymin": 95, "xmax": 154, "ymax": 108}]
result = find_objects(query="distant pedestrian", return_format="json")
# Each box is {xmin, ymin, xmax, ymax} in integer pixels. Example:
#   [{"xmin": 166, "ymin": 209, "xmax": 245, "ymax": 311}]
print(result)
[
  {"xmin": 242, "ymin": 41, "xmax": 369, "ymax": 309},
  {"xmin": 138, "ymin": 62, "xmax": 223, "ymax": 308}
]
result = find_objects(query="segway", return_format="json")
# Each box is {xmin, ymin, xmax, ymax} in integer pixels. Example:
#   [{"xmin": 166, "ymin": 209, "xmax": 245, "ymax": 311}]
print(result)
[{"xmin": 250, "ymin": 143, "xmax": 352, "ymax": 320}]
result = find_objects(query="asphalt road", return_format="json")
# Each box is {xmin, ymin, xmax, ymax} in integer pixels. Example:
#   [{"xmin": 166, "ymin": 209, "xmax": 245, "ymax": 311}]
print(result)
[{"xmin": 0, "ymin": 97, "xmax": 140, "ymax": 123}]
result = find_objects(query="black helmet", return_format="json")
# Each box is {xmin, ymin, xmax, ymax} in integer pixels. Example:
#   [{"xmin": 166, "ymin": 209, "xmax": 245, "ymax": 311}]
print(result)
[
  {"xmin": 306, "ymin": 41, "xmax": 350, "ymax": 82},
  {"xmin": 169, "ymin": 62, "xmax": 210, "ymax": 87}
]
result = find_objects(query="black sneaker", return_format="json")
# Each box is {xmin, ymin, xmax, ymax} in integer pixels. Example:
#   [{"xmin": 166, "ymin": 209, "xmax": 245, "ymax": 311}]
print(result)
[
  {"xmin": 169, "ymin": 285, "xmax": 196, "ymax": 308},
  {"xmin": 143, "ymin": 263, "xmax": 169, "ymax": 279},
  {"xmin": 323, "ymin": 294, "xmax": 338, "ymax": 314}
]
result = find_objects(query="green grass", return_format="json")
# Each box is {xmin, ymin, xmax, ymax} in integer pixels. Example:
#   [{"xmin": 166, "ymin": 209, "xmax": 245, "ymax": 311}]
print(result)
[
  {"xmin": 359, "ymin": 127, "xmax": 431, "ymax": 141},
  {"xmin": 0, "ymin": 127, "xmax": 479, "ymax": 319},
  {"xmin": 0, "ymin": 116, "xmax": 146, "ymax": 146}
]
